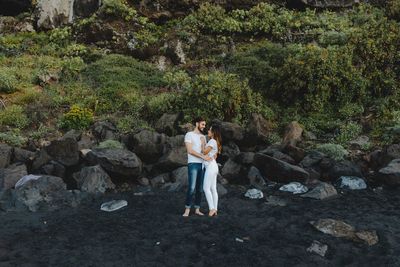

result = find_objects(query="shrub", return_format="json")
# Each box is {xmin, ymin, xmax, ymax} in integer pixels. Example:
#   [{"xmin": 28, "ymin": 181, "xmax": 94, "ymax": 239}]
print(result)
[
  {"xmin": 82, "ymin": 54, "xmax": 165, "ymax": 112},
  {"xmin": 0, "ymin": 67, "xmax": 18, "ymax": 93},
  {"xmin": 181, "ymin": 71, "xmax": 267, "ymax": 123},
  {"xmin": 316, "ymin": 143, "xmax": 349, "ymax": 161},
  {"xmin": 335, "ymin": 122, "xmax": 363, "ymax": 145},
  {"xmin": 97, "ymin": 139, "xmax": 124, "ymax": 149},
  {"xmin": 226, "ymin": 42, "xmax": 368, "ymax": 112},
  {"xmin": 0, "ymin": 130, "xmax": 27, "ymax": 147},
  {"xmin": 59, "ymin": 105, "xmax": 94, "ymax": 130},
  {"xmin": 116, "ymin": 114, "xmax": 150, "ymax": 133},
  {"xmin": 145, "ymin": 92, "xmax": 180, "ymax": 121},
  {"xmin": 0, "ymin": 105, "xmax": 29, "ymax": 129},
  {"xmin": 99, "ymin": 0, "xmax": 137, "ymax": 21}
]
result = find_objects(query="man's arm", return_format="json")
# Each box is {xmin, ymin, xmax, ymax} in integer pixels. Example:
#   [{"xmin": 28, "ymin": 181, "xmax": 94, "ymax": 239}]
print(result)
[{"xmin": 185, "ymin": 142, "xmax": 211, "ymax": 161}]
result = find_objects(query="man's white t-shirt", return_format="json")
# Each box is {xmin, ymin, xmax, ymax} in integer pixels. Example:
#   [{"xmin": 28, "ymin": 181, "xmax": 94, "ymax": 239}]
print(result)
[{"xmin": 184, "ymin": 131, "xmax": 204, "ymax": 164}]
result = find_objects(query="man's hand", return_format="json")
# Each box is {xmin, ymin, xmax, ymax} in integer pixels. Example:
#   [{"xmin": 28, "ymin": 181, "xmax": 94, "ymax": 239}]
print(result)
[{"xmin": 203, "ymin": 155, "xmax": 212, "ymax": 161}]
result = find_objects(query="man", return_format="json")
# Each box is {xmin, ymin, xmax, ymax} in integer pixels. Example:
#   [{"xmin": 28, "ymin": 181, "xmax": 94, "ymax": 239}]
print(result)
[{"xmin": 182, "ymin": 117, "xmax": 211, "ymax": 217}]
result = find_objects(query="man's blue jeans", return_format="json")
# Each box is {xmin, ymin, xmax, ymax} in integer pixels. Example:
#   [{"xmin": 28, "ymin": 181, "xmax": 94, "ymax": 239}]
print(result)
[{"xmin": 185, "ymin": 163, "xmax": 204, "ymax": 209}]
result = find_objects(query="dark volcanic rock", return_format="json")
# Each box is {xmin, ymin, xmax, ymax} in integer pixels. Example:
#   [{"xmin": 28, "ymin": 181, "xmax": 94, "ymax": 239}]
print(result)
[
  {"xmin": 241, "ymin": 113, "xmax": 273, "ymax": 148},
  {"xmin": 155, "ymin": 113, "xmax": 181, "ymax": 136},
  {"xmin": 253, "ymin": 153, "xmax": 309, "ymax": 183},
  {"xmin": 221, "ymin": 142, "xmax": 241, "ymax": 163},
  {"xmin": 87, "ymin": 148, "xmax": 143, "ymax": 178},
  {"xmin": 377, "ymin": 159, "xmax": 400, "ymax": 186},
  {"xmin": 75, "ymin": 165, "xmax": 115, "ymax": 194},
  {"xmin": 326, "ymin": 160, "xmax": 363, "ymax": 181},
  {"xmin": 14, "ymin": 175, "xmax": 73, "ymax": 212},
  {"xmin": 220, "ymin": 121, "xmax": 244, "ymax": 142},
  {"xmin": 74, "ymin": 0, "xmax": 101, "ymax": 17},
  {"xmin": 0, "ymin": 144, "xmax": 13, "ymax": 168},
  {"xmin": 92, "ymin": 121, "xmax": 117, "ymax": 141},
  {"xmin": 282, "ymin": 121, "xmax": 303, "ymax": 147},
  {"xmin": 0, "ymin": 0, "xmax": 31, "ymax": 16},
  {"xmin": 0, "ymin": 163, "xmax": 27, "ymax": 190},
  {"xmin": 155, "ymin": 146, "xmax": 187, "ymax": 172},
  {"xmin": 129, "ymin": 130, "xmax": 168, "ymax": 163},
  {"xmin": 43, "ymin": 137, "xmax": 79, "ymax": 167},
  {"xmin": 13, "ymin": 148, "xmax": 35, "ymax": 164}
]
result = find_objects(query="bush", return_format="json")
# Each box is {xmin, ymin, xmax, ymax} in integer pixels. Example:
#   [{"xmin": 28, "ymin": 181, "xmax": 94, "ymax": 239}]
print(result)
[
  {"xmin": 0, "ymin": 105, "xmax": 29, "ymax": 129},
  {"xmin": 0, "ymin": 67, "xmax": 18, "ymax": 93},
  {"xmin": 226, "ymin": 42, "xmax": 368, "ymax": 112},
  {"xmin": 335, "ymin": 122, "xmax": 363, "ymax": 145},
  {"xmin": 181, "ymin": 71, "xmax": 268, "ymax": 123},
  {"xmin": 59, "ymin": 105, "xmax": 94, "ymax": 130},
  {"xmin": 145, "ymin": 92, "xmax": 180, "ymax": 121},
  {"xmin": 316, "ymin": 143, "xmax": 349, "ymax": 161},
  {"xmin": 97, "ymin": 139, "xmax": 124, "ymax": 149},
  {"xmin": 0, "ymin": 130, "xmax": 27, "ymax": 147},
  {"xmin": 100, "ymin": 0, "xmax": 137, "ymax": 21},
  {"xmin": 82, "ymin": 54, "xmax": 165, "ymax": 112}
]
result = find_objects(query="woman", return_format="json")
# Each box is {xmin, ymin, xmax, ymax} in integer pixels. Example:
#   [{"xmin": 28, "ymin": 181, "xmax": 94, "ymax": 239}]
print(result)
[{"xmin": 201, "ymin": 124, "xmax": 222, "ymax": 217}]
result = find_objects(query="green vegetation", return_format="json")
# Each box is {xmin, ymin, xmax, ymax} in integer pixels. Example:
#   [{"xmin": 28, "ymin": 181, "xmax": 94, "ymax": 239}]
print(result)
[
  {"xmin": 0, "ymin": 2, "xmax": 399, "ymax": 150},
  {"xmin": 316, "ymin": 144, "xmax": 349, "ymax": 161}
]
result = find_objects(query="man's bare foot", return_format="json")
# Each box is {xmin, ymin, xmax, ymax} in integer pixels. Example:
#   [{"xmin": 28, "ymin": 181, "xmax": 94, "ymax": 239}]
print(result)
[
  {"xmin": 195, "ymin": 209, "xmax": 204, "ymax": 216},
  {"xmin": 182, "ymin": 208, "xmax": 190, "ymax": 217}
]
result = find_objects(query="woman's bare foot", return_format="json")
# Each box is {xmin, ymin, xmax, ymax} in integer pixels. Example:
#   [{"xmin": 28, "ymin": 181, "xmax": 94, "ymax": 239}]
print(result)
[
  {"xmin": 195, "ymin": 209, "xmax": 204, "ymax": 216},
  {"xmin": 182, "ymin": 208, "xmax": 190, "ymax": 217},
  {"xmin": 208, "ymin": 209, "xmax": 217, "ymax": 217}
]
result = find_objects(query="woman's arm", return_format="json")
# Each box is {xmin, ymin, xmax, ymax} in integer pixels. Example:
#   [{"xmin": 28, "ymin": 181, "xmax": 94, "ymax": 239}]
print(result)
[{"xmin": 202, "ymin": 146, "xmax": 212, "ymax": 155}]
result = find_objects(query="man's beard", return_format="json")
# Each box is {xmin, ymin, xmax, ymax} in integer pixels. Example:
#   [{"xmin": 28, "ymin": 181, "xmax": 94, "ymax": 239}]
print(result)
[{"xmin": 197, "ymin": 126, "xmax": 204, "ymax": 133}]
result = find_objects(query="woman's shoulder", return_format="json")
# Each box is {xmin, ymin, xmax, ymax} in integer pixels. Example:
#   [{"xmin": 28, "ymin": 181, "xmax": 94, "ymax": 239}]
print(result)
[{"xmin": 207, "ymin": 138, "xmax": 217, "ymax": 146}]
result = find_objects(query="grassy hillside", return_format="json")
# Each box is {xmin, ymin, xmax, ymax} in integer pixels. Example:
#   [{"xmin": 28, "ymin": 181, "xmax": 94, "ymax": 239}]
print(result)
[{"xmin": 0, "ymin": 0, "xmax": 400, "ymax": 148}]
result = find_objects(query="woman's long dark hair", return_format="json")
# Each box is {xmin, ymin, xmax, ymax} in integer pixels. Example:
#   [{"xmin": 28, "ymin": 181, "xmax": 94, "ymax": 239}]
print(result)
[{"xmin": 210, "ymin": 124, "xmax": 222, "ymax": 154}]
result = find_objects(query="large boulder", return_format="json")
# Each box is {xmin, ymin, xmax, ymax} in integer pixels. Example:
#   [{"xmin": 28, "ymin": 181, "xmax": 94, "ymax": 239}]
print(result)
[
  {"xmin": 220, "ymin": 142, "xmax": 241, "ymax": 163},
  {"xmin": 301, "ymin": 182, "xmax": 337, "ymax": 200},
  {"xmin": 155, "ymin": 113, "xmax": 181, "ymax": 136},
  {"xmin": 0, "ymin": 144, "xmax": 13, "ymax": 168},
  {"xmin": 247, "ymin": 166, "xmax": 266, "ymax": 189},
  {"xmin": 35, "ymin": 0, "xmax": 100, "ymax": 29},
  {"xmin": 75, "ymin": 165, "xmax": 115, "ymax": 194},
  {"xmin": 13, "ymin": 148, "xmax": 35, "ymax": 163},
  {"xmin": 220, "ymin": 121, "xmax": 244, "ymax": 143},
  {"xmin": 86, "ymin": 148, "xmax": 143, "ymax": 178},
  {"xmin": 377, "ymin": 159, "xmax": 400, "ymax": 186},
  {"xmin": 282, "ymin": 121, "xmax": 303, "ymax": 147},
  {"xmin": 128, "ymin": 130, "xmax": 168, "ymax": 163},
  {"xmin": 92, "ymin": 121, "xmax": 118, "ymax": 141},
  {"xmin": 43, "ymin": 136, "xmax": 79, "ymax": 167},
  {"xmin": 0, "ymin": 163, "xmax": 27, "ymax": 190},
  {"xmin": 325, "ymin": 160, "xmax": 363, "ymax": 181},
  {"xmin": 14, "ymin": 175, "xmax": 77, "ymax": 212},
  {"xmin": 253, "ymin": 153, "xmax": 309, "ymax": 183},
  {"xmin": 40, "ymin": 160, "xmax": 66, "ymax": 179},
  {"xmin": 155, "ymin": 146, "xmax": 187, "ymax": 172},
  {"xmin": 221, "ymin": 158, "xmax": 242, "ymax": 181},
  {"xmin": 0, "ymin": 0, "xmax": 31, "ymax": 16},
  {"xmin": 35, "ymin": 0, "xmax": 74, "ymax": 29},
  {"xmin": 241, "ymin": 113, "xmax": 273, "ymax": 148},
  {"xmin": 73, "ymin": 0, "xmax": 101, "ymax": 18}
]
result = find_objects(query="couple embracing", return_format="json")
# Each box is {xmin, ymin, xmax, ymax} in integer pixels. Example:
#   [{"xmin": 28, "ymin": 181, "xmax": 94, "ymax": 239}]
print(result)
[{"xmin": 182, "ymin": 117, "xmax": 222, "ymax": 217}]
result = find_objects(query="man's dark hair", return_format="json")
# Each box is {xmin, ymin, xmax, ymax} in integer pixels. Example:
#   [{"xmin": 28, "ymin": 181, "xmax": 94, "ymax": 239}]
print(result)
[{"xmin": 193, "ymin": 117, "xmax": 206, "ymax": 125}]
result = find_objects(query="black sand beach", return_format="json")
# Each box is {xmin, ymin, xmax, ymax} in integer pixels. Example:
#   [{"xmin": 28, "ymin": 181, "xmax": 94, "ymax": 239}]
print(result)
[{"xmin": 1, "ymin": 186, "xmax": 400, "ymax": 267}]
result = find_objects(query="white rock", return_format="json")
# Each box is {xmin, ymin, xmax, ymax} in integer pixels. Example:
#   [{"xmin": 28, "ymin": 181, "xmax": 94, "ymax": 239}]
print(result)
[
  {"xmin": 279, "ymin": 182, "xmax": 308, "ymax": 194},
  {"xmin": 244, "ymin": 188, "xmax": 264, "ymax": 199}
]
